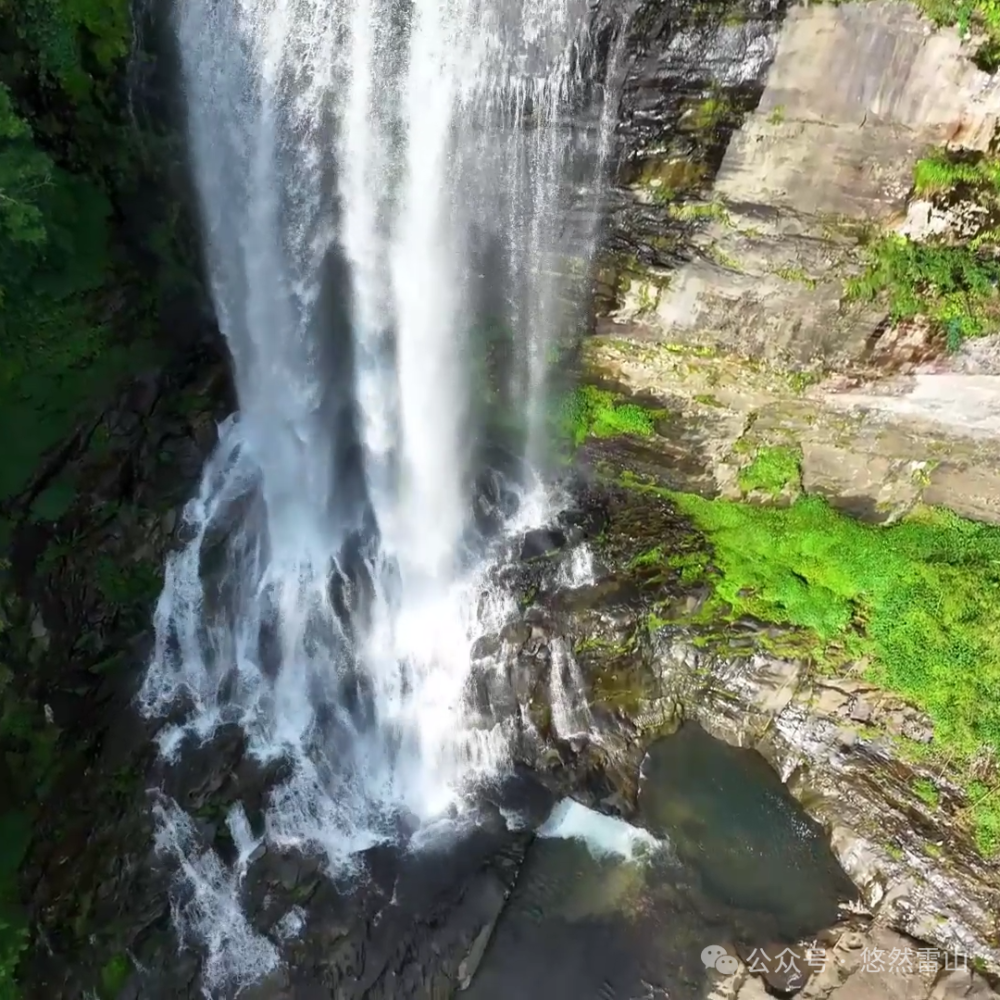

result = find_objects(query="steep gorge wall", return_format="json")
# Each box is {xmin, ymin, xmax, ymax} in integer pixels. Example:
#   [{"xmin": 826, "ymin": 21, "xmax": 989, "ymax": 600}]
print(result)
[{"xmin": 592, "ymin": 0, "xmax": 1000, "ymax": 523}]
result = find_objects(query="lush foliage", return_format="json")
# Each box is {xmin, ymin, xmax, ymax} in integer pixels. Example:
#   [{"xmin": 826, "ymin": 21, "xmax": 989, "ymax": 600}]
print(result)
[
  {"xmin": 912, "ymin": 149, "xmax": 1000, "ymax": 199},
  {"xmin": 845, "ymin": 234, "xmax": 1000, "ymax": 350},
  {"xmin": 845, "ymin": 143, "xmax": 1000, "ymax": 350},
  {"xmin": 0, "ymin": 1, "xmax": 150, "ymax": 991},
  {"xmin": 0, "ymin": 0, "xmax": 164, "ymax": 501},
  {"xmin": 657, "ymin": 487, "xmax": 1000, "ymax": 853}
]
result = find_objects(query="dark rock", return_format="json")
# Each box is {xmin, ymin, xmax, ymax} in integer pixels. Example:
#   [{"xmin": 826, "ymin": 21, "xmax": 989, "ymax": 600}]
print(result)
[
  {"xmin": 471, "ymin": 633, "xmax": 502, "ymax": 660},
  {"xmin": 519, "ymin": 526, "xmax": 568, "ymax": 561}
]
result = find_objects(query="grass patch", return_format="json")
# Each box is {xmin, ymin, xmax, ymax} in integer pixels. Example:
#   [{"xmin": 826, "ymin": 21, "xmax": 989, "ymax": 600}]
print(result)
[
  {"xmin": 912, "ymin": 776, "xmax": 941, "ymax": 809},
  {"xmin": 558, "ymin": 386, "xmax": 658, "ymax": 448},
  {"xmin": 737, "ymin": 445, "xmax": 802, "ymax": 497},
  {"xmin": 845, "ymin": 234, "xmax": 1000, "ymax": 350},
  {"xmin": 912, "ymin": 149, "xmax": 1000, "ymax": 199},
  {"xmin": 621, "ymin": 476, "xmax": 1000, "ymax": 853}
]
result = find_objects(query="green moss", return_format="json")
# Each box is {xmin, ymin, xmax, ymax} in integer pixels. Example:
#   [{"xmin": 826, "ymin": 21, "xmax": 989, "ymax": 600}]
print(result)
[
  {"xmin": 773, "ymin": 265, "xmax": 817, "ymax": 289},
  {"xmin": 707, "ymin": 246, "xmax": 743, "ymax": 271},
  {"xmin": 558, "ymin": 386, "xmax": 658, "ymax": 448},
  {"xmin": 884, "ymin": 843, "xmax": 904, "ymax": 861},
  {"xmin": 635, "ymin": 159, "xmax": 708, "ymax": 202},
  {"xmin": 786, "ymin": 370, "xmax": 823, "ymax": 394},
  {"xmin": 622, "ymin": 475, "xmax": 1000, "ymax": 852},
  {"xmin": 100, "ymin": 953, "xmax": 130, "ymax": 997},
  {"xmin": 668, "ymin": 199, "xmax": 731, "ymax": 225},
  {"xmin": 767, "ymin": 105, "xmax": 786, "ymax": 125},
  {"xmin": 912, "ymin": 776, "xmax": 941, "ymax": 809},
  {"xmin": 737, "ymin": 445, "xmax": 802, "ymax": 497}
]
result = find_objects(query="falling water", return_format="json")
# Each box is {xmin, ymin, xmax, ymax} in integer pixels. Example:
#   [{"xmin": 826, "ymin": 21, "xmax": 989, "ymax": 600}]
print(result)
[{"xmin": 140, "ymin": 0, "xmax": 620, "ymax": 988}]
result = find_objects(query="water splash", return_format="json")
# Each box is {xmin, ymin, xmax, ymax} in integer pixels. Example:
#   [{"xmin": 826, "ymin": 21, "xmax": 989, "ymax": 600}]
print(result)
[
  {"xmin": 548, "ymin": 638, "xmax": 592, "ymax": 740},
  {"xmin": 538, "ymin": 799, "xmax": 667, "ymax": 862},
  {"xmin": 154, "ymin": 799, "xmax": 280, "ymax": 994},
  {"xmin": 143, "ymin": 0, "xmax": 621, "ymax": 988}
]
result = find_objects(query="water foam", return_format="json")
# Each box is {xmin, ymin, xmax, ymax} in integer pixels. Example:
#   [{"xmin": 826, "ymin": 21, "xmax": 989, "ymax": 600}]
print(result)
[
  {"xmin": 143, "ymin": 0, "xmax": 622, "ymax": 989},
  {"xmin": 538, "ymin": 799, "xmax": 666, "ymax": 862}
]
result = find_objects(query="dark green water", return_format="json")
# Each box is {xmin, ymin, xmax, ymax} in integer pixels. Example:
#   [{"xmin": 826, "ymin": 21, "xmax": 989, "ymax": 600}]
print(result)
[{"xmin": 467, "ymin": 723, "xmax": 856, "ymax": 1000}]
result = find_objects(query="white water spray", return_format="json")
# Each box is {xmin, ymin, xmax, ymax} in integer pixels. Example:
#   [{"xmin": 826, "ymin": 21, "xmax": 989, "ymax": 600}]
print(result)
[{"xmin": 142, "ymin": 0, "xmax": 620, "ymax": 988}]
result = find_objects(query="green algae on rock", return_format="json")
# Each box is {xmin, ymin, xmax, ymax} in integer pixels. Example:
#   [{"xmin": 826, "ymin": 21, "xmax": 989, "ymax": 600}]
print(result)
[
  {"xmin": 736, "ymin": 444, "xmax": 802, "ymax": 497},
  {"xmin": 558, "ymin": 385, "xmax": 659, "ymax": 449}
]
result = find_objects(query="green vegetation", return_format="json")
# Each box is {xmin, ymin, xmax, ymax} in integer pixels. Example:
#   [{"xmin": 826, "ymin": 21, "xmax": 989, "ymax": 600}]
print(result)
[
  {"xmin": 845, "ymin": 234, "xmax": 1000, "ymax": 351},
  {"xmin": 912, "ymin": 776, "xmax": 941, "ymax": 809},
  {"xmin": 100, "ymin": 954, "xmax": 130, "ymax": 998},
  {"xmin": 773, "ymin": 265, "xmax": 817, "ymax": 289},
  {"xmin": 846, "ymin": 145, "xmax": 1000, "ymax": 351},
  {"xmin": 884, "ymin": 842, "xmax": 905, "ymax": 861},
  {"xmin": 649, "ymin": 486, "xmax": 1000, "ymax": 853},
  {"xmin": 668, "ymin": 199, "xmax": 731, "ymax": 225},
  {"xmin": 911, "ymin": 0, "xmax": 1000, "ymax": 69},
  {"xmin": 0, "ymin": 0, "xmax": 193, "ymax": 501},
  {"xmin": 637, "ymin": 159, "xmax": 708, "ymax": 203},
  {"xmin": 737, "ymin": 445, "xmax": 802, "ymax": 497},
  {"xmin": 912, "ymin": 149, "xmax": 1000, "ymax": 198},
  {"xmin": 767, "ymin": 105, "xmax": 786, "ymax": 125},
  {"xmin": 687, "ymin": 91, "xmax": 737, "ymax": 133},
  {"xmin": 558, "ymin": 385, "xmax": 658, "ymax": 448},
  {"xmin": 0, "ymin": 1, "xmax": 200, "ymax": 993}
]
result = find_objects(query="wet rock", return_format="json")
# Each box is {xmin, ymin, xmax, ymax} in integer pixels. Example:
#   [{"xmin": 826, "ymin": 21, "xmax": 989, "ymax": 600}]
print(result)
[
  {"xmin": 466, "ymin": 658, "xmax": 520, "ymax": 723},
  {"xmin": 499, "ymin": 620, "xmax": 531, "ymax": 648},
  {"xmin": 472, "ymin": 467, "xmax": 521, "ymax": 538},
  {"xmin": 555, "ymin": 501, "xmax": 608, "ymax": 544},
  {"xmin": 159, "ymin": 722, "xmax": 247, "ymax": 812},
  {"xmin": 519, "ymin": 526, "xmax": 568, "ymax": 561},
  {"xmin": 471, "ymin": 633, "xmax": 502, "ymax": 660}
]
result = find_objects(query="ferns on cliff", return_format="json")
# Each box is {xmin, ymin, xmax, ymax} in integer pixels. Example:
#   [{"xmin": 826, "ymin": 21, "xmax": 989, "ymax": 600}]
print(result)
[
  {"xmin": 913, "ymin": 149, "xmax": 1000, "ymax": 198},
  {"xmin": 845, "ymin": 234, "xmax": 1000, "ymax": 350}
]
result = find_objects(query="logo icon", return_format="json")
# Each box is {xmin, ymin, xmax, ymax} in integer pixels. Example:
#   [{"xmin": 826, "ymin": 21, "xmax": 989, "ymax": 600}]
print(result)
[{"xmin": 701, "ymin": 945, "xmax": 740, "ymax": 976}]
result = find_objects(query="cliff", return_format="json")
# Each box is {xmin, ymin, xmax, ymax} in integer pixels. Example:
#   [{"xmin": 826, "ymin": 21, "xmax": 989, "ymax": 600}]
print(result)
[{"xmin": 595, "ymin": 0, "xmax": 1000, "ymax": 522}]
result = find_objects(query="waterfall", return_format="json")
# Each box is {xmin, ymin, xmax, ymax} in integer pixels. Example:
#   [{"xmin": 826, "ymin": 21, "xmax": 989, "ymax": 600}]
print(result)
[{"xmin": 139, "ymin": 0, "xmax": 619, "ymax": 988}]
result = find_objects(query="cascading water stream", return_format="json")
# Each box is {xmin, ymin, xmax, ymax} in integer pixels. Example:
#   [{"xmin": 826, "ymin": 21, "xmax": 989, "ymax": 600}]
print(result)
[{"xmin": 139, "ymin": 0, "xmax": 621, "ymax": 990}]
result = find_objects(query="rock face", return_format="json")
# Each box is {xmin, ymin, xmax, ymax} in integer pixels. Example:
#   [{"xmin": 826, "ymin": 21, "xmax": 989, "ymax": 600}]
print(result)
[
  {"xmin": 593, "ymin": 0, "xmax": 1000, "ymax": 523},
  {"xmin": 470, "ymin": 478, "xmax": 1000, "ymax": 999}
]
